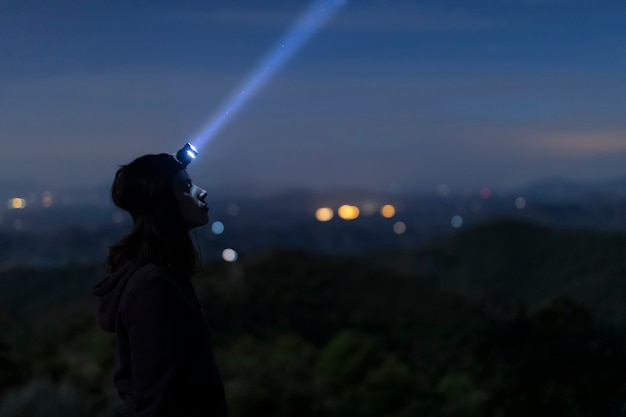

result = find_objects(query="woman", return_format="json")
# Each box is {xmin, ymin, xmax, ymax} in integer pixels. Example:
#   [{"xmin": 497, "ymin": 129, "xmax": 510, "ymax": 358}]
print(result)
[{"xmin": 94, "ymin": 152, "xmax": 227, "ymax": 417}]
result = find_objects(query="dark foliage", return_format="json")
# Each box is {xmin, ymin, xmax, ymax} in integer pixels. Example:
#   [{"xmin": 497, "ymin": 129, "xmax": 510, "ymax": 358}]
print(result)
[{"xmin": 2, "ymin": 219, "xmax": 626, "ymax": 416}]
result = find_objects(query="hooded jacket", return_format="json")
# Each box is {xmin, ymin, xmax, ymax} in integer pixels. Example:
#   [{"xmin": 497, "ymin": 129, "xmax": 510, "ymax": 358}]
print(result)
[{"xmin": 94, "ymin": 259, "xmax": 227, "ymax": 417}]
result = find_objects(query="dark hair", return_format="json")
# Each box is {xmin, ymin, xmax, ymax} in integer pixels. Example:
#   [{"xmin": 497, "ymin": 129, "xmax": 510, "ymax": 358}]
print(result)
[{"xmin": 106, "ymin": 153, "xmax": 198, "ymax": 278}]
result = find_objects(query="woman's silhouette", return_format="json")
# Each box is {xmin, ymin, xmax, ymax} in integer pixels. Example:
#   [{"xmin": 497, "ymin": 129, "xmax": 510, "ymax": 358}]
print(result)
[{"xmin": 94, "ymin": 151, "xmax": 227, "ymax": 416}]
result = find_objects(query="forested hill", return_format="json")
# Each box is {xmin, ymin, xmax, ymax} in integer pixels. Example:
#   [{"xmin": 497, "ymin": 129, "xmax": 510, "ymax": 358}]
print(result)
[
  {"xmin": 3, "ymin": 218, "xmax": 626, "ymax": 329},
  {"xmin": 3, "ymin": 219, "xmax": 626, "ymax": 415},
  {"xmin": 376, "ymin": 219, "xmax": 626, "ymax": 327}
]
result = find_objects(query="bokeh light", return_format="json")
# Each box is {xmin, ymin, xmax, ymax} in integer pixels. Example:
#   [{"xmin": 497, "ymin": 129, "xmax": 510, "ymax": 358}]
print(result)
[
  {"xmin": 338, "ymin": 205, "xmax": 359, "ymax": 220},
  {"xmin": 479, "ymin": 187, "xmax": 492, "ymax": 199},
  {"xmin": 451, "ymin": 215, "xmax": 463, "ymax": 228},
  {"xmin": 222, "ymin": 248, "xmax": 238, "ymax": 262},
  {"xmin": 380, "ymin": 204, "xmax": 396, "ymax": 218},
  {"xmin": 361, "ymin": 202, "xmax": 376, "ymax": 216},
  {"xmin": 42, "ymin": 191, "xmax": 53, "ymax": 208},
  {"xmin": 211, "ymin": 221, "xmax": 225, "ymax": 234},
  {"xmin": 315, "ymin": 207, "xmax": 333, "ymax": 221},
  {"xmin": 8, "ymin": 198, "xmax": 26, "ymax": 209},
  {"xmin": 393, "ymin": 221, "xmax": 406, "ymax": 235},
  {"xmin": 515, "ymin": 197, "xmax": 527, "ymax": 209}
]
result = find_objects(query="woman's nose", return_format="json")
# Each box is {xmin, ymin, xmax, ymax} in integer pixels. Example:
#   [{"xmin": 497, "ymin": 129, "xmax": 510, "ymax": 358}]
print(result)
[{"xmin": 199, "ymin": 189, "xmax": 208, "ymax": 201}]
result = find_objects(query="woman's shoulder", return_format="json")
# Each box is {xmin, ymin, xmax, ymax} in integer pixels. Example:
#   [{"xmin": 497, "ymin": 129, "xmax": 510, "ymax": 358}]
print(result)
[
  {"xmin": 127, "ymin": 262, "xmax": 179, "ymax": 292},
  {"xmin": 135, "ymin": 262, "xmax": 174, "ymax": 278},
  {"xmin": 119, "ymin": 262, "xmax": 193, "ymax": 319}
]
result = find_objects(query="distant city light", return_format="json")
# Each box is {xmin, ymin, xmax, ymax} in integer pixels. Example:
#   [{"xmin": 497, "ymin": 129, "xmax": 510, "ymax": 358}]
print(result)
[
  {"xmin": 451, "ymin": 215, "xmax": 463, "ymax": 228},
  {"xmin": 380, "ymin": 204, "xmax": 396, "ymax": 218},
  {"xmin": 479, "ymin": 187, "xmax": 492, "ymax": 199},
  {"xmin": 42, "ymin": 191, "xmax": 53, "ymax": 208},
  {"xmin": 338, "ymin": 204, "xmax": 359, "ymax": 220},
  {"xmin": 515, "ymin": 197, "xmax": 527, "ymax": 209},
  {"xmin": 222, "ymin": 248, "xmax": 238, "ymax": 262},
  {"xmin": 227, "ymin": 203, "xmax": 240, "ymax": 216},
  {"xmin": 211, "ymin": 221, "xmax": 225, "ymax": 234},
  {"xmin": 361, "ymin": 202, "xmax": 376, "ymax": 216},
  {"xmin": 393, "ymin": 221, "xmax": 406, "ymax": 235},
  {"xmin": 8, "ymin": 198, "xmax": 26, "ymax": 209},
  {"xmin": 315, "ymin": 207, "xmax": 333, "ymax": 222}
]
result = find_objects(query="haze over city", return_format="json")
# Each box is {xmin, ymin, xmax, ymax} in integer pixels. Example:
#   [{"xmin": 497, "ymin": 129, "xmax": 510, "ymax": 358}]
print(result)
[{"xmin": 2, "ymin": 0, "xmax": 625, "ymax": 196}]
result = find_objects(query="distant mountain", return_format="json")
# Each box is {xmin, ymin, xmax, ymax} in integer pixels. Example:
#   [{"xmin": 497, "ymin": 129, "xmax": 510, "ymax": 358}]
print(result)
[
  {"xmin": 517, "ymin": 176, "xmax": 626, "ymax": 202},
  {"xmin": 4, "ymin": 181, "xmax": 626, "ymax": 268},
  {"xmin": 5, "ymin": 175, "xmax": 626, "ymax": 210}
]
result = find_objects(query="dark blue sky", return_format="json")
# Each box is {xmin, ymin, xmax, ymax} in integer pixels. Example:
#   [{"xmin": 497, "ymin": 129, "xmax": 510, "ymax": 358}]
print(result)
[{"xmin": 1, "ymin": 0, "xmax": 625, "ymax": 195}]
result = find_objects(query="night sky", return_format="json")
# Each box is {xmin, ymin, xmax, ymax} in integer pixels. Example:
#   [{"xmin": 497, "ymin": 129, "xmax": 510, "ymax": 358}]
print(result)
[{"xmin": 1, "ymin": 0, "xmax": 625, "ymax": 195}]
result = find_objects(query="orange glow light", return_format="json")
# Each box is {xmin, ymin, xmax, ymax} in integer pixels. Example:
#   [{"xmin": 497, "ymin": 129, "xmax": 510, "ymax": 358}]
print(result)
[
  {"xmin": 315, "ymin": 207, "xmax": 333, "ymax": 222},
  {"xmin": 338, "ymin": 204, "xmax": 359, "ymax": 220},
  {"xmin": 9, "ymin": 198, "xmax": 26, "ymax": 209},
  {"xmin": 380, "ymin": 204, "xmax": 396, "ymax": 218}
]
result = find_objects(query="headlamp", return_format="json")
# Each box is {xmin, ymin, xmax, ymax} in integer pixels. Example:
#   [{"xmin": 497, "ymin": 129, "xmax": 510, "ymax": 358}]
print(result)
[{"xmin": 174, "ymin": 143, "xmax": 198, "ymax": 167}]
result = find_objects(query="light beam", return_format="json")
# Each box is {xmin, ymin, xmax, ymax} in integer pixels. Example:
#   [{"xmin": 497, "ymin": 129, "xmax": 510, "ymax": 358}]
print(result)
[{"xmin": 189, "ymin": 0, "xmax": 345, "ymax": 152}]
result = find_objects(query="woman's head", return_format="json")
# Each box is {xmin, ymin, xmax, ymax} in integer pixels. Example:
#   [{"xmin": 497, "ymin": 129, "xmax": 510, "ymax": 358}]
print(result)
[
  {"xmin": 111, "ymin": 153, "xmax": 209, "ymax": 229},
  {"xmin": 107, "ymin": 153, "xmax": 209, "ymax": 276},
  {"xmin": 112, "ymin": 153, "xmax": 183, "ymax": 222}
]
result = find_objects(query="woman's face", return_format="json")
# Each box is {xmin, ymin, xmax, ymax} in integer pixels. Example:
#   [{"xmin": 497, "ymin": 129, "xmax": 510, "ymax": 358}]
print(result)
[{"xmin": 172, "ymin": 170, "xmax": 209, "ymax": 230}]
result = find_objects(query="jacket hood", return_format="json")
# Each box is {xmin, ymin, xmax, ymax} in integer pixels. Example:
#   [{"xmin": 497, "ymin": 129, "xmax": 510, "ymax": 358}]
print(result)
[{"xmin": 93, "ymin": 259, "xmax": 144, "ymax": 332}]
